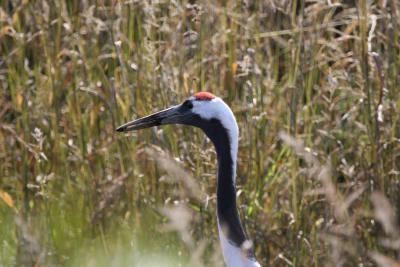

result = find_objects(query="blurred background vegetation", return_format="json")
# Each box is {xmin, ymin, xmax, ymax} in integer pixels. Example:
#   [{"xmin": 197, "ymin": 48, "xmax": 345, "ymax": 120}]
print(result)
[{"xmin": 1, "ymin": 0, "xmax": 400, "ymax": 266}]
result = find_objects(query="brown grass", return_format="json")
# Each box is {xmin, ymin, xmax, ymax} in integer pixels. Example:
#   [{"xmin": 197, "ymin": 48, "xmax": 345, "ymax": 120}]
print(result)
[{"xmin": 1, "ymin": 0, "xmax": 400, "ymax": 266}]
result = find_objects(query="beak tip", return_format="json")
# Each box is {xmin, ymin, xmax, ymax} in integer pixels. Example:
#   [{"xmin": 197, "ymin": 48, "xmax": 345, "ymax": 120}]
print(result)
[{"xmin": 116, "ymin": 126, "xmax": 125, "ymax": 132}]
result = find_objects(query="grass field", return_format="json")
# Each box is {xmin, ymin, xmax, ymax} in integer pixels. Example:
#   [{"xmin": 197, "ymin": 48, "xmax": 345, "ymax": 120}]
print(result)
[{"xmin": 1, "ymin": 1, "xmax": 400, "ymax": 266}]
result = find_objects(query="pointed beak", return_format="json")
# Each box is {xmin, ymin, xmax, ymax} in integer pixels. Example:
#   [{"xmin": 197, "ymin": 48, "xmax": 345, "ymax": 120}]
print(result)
[{"xmin": 116, "ymin": 105, "xmax": 183, "ymax": 132}]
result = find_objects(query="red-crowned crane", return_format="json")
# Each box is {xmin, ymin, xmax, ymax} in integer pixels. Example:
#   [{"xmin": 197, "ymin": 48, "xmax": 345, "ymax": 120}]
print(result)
[{"xmin": 117, "ymin": 92, "xmax": 261, "ymax": 267}]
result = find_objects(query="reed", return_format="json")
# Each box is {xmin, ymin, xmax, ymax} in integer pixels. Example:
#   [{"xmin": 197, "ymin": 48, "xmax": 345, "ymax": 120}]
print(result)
[{"xmin": 1, "ymin": 1, "xmax": 399, "ymax": 266}]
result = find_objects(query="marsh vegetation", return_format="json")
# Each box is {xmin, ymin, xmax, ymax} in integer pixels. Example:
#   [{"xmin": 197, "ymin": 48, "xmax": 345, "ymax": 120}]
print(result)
[{"xmin": 1, "ymin": 1, "xmax": 400, "ymax": 266}]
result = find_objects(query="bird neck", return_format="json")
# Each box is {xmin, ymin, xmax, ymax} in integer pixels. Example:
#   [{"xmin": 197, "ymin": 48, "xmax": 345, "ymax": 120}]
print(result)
[
  {"xmin": 201, "ymin": 118, "xmax": 248, "ymax": 245},
  {"xmin": 200, "ymin": 118, "xmax": 258, "ymax": 266},
  {"xmin": 213, "ymin": 130, "xmax": 248, "ymax": 247}
]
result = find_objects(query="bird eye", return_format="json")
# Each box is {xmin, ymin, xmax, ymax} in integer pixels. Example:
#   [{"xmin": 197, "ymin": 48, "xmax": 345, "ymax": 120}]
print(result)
[{"xmin": 182, "ymin": 100, "xmax": 193, "ymax": 109}]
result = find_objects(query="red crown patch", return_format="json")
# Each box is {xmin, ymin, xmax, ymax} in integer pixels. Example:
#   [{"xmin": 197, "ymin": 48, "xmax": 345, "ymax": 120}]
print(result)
[{"xmin": 194, "ymin": 91, "xmax": 216, "ymax": 101}]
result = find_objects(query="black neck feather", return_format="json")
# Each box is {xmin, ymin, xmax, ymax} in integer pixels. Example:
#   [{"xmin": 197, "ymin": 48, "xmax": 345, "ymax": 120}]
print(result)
[{"xmin": 197, "ymin": 118, "xmax": 249, "ymax": 248}]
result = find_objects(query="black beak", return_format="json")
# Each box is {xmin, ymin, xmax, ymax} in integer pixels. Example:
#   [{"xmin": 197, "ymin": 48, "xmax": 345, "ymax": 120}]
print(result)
[{"xmin": 116, "ymin": 105, "xmax": 182, "ymax": 132}]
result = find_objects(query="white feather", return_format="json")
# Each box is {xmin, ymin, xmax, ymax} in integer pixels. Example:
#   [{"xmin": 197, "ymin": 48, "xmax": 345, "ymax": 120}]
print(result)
[{"xmin": 218, "ymin": 222, "xmax": 261, "ymax": 267}]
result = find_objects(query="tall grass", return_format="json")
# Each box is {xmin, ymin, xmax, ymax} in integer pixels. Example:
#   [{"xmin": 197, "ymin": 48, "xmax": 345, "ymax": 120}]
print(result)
[{"xmin": 1, "ymin": 1, "xmax": 399, "ymax": 266}]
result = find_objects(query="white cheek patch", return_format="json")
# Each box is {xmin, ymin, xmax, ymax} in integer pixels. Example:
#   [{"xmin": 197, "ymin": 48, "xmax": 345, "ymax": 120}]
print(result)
[{"xmin": 191, "ymin": 98, "xmax": 239, "ymax": 177}]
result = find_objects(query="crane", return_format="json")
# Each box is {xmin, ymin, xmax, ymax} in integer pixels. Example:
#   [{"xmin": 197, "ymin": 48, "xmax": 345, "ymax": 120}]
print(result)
[{"xmin": 117, "ymin": 91, "xmax": 261, "ymax": 267}]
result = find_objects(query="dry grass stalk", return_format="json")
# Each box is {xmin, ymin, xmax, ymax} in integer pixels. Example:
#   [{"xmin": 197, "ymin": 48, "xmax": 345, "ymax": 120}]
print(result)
[
  {"xmin": 0, "ymin": 0, "xmax": 399, "ymax": 266},
  {"xmin": 145, "ymin": 145, "xmax": 205, "ymax": 202}
]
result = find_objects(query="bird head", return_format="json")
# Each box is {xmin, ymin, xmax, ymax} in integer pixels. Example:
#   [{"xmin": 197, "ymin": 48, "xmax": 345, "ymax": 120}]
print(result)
[{"xmin": 116, "ymin": 92, "xmax": 238, "ymax": 141}]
